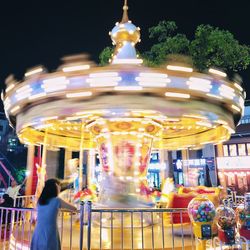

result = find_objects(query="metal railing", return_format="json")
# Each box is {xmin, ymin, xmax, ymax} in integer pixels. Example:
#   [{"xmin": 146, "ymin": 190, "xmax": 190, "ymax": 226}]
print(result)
[
  {"xmin": 13, "ymin": 195, "xmax": 35, "ymax": 208},
  {"xmin": 0, "ymin": 202, "xmax": 197, "ymax": 250},
  {"xmin": 80, "ymin": 201, "xmax": 196, "ymax": 250},
  {"xmin": 0, "ymin": 207, "xmax": 35, "ymax": 250},
  {"xmin": 0, "ymin": 206, "xmax": 78, "ymax": 250},
  {"xmin": 3, "ymin": 200, "xmax": 250, "ymax": 250}
]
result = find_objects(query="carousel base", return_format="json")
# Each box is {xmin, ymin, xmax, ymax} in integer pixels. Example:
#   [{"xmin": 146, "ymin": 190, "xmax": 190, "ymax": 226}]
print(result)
[{"xmin": 8, "ymin": 216, "xmax": 196, "ymax": 250}]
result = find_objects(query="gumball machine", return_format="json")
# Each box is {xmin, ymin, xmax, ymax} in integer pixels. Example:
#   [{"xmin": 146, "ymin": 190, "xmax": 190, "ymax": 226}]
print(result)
[
  {"xmin": 216, "ymin": 205, "xmax": 237, "ymax": 246},
  {"xmin": 188, "ymin": 196, "xmax": 216, "ymax": 250},
  {"xmin": 236, "ymin": 193, "xmax": 250, "ymax": 240}
]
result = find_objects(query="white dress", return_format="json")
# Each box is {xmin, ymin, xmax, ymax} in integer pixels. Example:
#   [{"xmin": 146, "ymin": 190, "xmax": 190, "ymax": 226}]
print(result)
[{"xmin": 31, "ymin": 197, "xmax": 75, "ymax": 250}]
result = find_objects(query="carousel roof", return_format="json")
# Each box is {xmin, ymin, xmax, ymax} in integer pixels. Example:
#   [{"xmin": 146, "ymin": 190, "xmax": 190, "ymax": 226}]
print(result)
[{"xmin": 2, "ymin": 0, "xmax": 245, "ymax": 151}]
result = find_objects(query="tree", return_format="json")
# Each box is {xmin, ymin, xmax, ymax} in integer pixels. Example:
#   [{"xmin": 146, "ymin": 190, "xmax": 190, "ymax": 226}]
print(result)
[
  {"xmin": 145, "ymin": 21, "xmax": 250, "ymax": 72},
  {"xmin": 144, "ymin": 20, "xmax": 190, "ymax": 66},
  {"xmin": 99, "ymin": 47, "xmax": 113, "ymax": 66},
  {"xmin": 190, "ymin": 24, "xmax": 250, "ymax": 71},
  {"xmin": 148, "ymin": 20, "xmax": 178, "ymax": 42},
  {"xmin": 99, "ymin": 21, "xmax": 250, "ymax": 73},
  {"xmin": 143, "ymin": 33, "xmax": 190, "ymax": 66}
]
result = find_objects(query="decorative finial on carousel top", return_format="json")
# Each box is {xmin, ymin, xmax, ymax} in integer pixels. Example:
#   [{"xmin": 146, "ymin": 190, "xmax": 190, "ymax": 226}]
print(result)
[
  {"xmin": 109, "ymin": 0, "xmax": 142, "ymax": 65},
  {"xmin": 121, "ymin": 0, "xmax": 129, "ymax": 23}
]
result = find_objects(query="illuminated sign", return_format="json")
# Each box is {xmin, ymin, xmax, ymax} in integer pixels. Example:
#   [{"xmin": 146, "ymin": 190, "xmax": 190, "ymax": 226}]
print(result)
[
  {"xmin": 217, "ymin": 156, "xmax": 250, "ymax": 170},
  {"xmin": 174, "ymin": 158, "xmax": 207, "ymax": 171},
  {"xmin": 182, "ymin": 159, "xmax": 206, "ymax": 167},
  {"xmin": 148, "ymin": 163, "xmax": 166, "ymax": 170}
]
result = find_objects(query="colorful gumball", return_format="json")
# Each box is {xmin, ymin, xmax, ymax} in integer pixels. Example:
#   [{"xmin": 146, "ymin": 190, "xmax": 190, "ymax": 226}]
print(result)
[{"xmin": 188, "ymin": 196, "xmax": 215, "ymax": 223}]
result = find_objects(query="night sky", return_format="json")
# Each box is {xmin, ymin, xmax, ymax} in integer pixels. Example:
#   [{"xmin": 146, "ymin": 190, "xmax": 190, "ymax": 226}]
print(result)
[{"xmin": 1, "ymin": 0, "xmax": 250, "ymax": 111}]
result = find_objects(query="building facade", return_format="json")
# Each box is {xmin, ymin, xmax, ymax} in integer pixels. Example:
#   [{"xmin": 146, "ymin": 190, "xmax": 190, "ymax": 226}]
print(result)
[
  {"xmin": 216, "ymin": 101, "xmax": 250, "ymax": 194},
  {"xmin": 169, "ymin": 102, "xmax": 250, "ymax": 193}
]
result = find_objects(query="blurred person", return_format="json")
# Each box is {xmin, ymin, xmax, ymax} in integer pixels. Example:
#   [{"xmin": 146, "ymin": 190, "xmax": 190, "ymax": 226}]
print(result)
[
  {"xmin": 30, "ymin": 178, "xmax": 76, "ymax": 250},
  {"xmin": 6, "ymin": 178, "xmax": 27, "ymax": 199},
  {"xmin": 0, "ymin": 194, "xmax": 14, "ymax": 207}
]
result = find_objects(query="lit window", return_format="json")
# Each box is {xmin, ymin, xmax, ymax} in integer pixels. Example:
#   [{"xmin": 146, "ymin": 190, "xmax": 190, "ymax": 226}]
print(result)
[
  {"xmin": 238, "ymin": 144, "xmax": 246, "ymax": 156},
  {"xmin": 247, "ymin": 144, "xmax": 250, "ymax": 155},
  {"xmin": 229, "ymin": 144, "xmax": 237, "ymax": 156},
  {"xmin": 223, "ymin": 145, "xmax": 229, "ymax": 157}
]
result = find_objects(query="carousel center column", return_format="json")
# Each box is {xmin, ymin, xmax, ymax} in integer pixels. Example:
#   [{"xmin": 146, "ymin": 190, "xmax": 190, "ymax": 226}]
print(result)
[{"xmin": 89, "ymin": 118, "xmax": 162, "ymax": 207}]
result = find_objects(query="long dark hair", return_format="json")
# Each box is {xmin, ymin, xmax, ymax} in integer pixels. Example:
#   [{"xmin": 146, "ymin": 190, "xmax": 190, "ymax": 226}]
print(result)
[{"xmin": 38, "ymin": 178, "xmax": 60, "ymax": 205}]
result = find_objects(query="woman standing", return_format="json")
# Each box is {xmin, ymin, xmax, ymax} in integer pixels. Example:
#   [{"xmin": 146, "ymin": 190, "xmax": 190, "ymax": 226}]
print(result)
[{"xmin": 31, "ymin": 179, "xmax": 76, "ymax": 250}]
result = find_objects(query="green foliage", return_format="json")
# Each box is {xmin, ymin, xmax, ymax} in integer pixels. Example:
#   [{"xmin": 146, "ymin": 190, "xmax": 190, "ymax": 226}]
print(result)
[
  {"xmin": 146, "ymin": 21, "xmax": 250, "ymax": 72},
  {"xmin": 149, "ymin": 21, "xmax": 178, "ymax": 42},
  {"xmin": 98, "ymin": 21, "xmax": 250, "ymax": 73},
  {"xmin": 15, "ymin": 168, "xmax": 26, "ymax": 184},
  {"xmin": 99, "ymin": 47, "xmax": 113, "ymax": 66},
  {"xmin": 166, "ymin": 54, "xmax": 194, "ymax": 66},
  {"xmin": 144, "ymin": 33, "xmax": 190, "ymax": 65},
  {"xmin": 190, "ymin": 25, "xmax": 250, "ymax": 71}
]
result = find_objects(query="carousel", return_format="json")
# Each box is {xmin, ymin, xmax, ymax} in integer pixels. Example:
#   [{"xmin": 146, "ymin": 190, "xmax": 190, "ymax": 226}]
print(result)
[
  {"xmin": 2, "ymin": 0, "xmax": 245, "ymax": 208},
  {"xmin": 1, "ymin": 1, "xmax": 247, "ymax": 249}
]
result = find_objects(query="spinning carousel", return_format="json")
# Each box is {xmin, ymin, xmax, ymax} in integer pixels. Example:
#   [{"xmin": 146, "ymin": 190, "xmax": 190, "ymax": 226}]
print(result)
[{"xmin": 2, "ymin": 0, "xmax": 244, "ymax": 208}]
